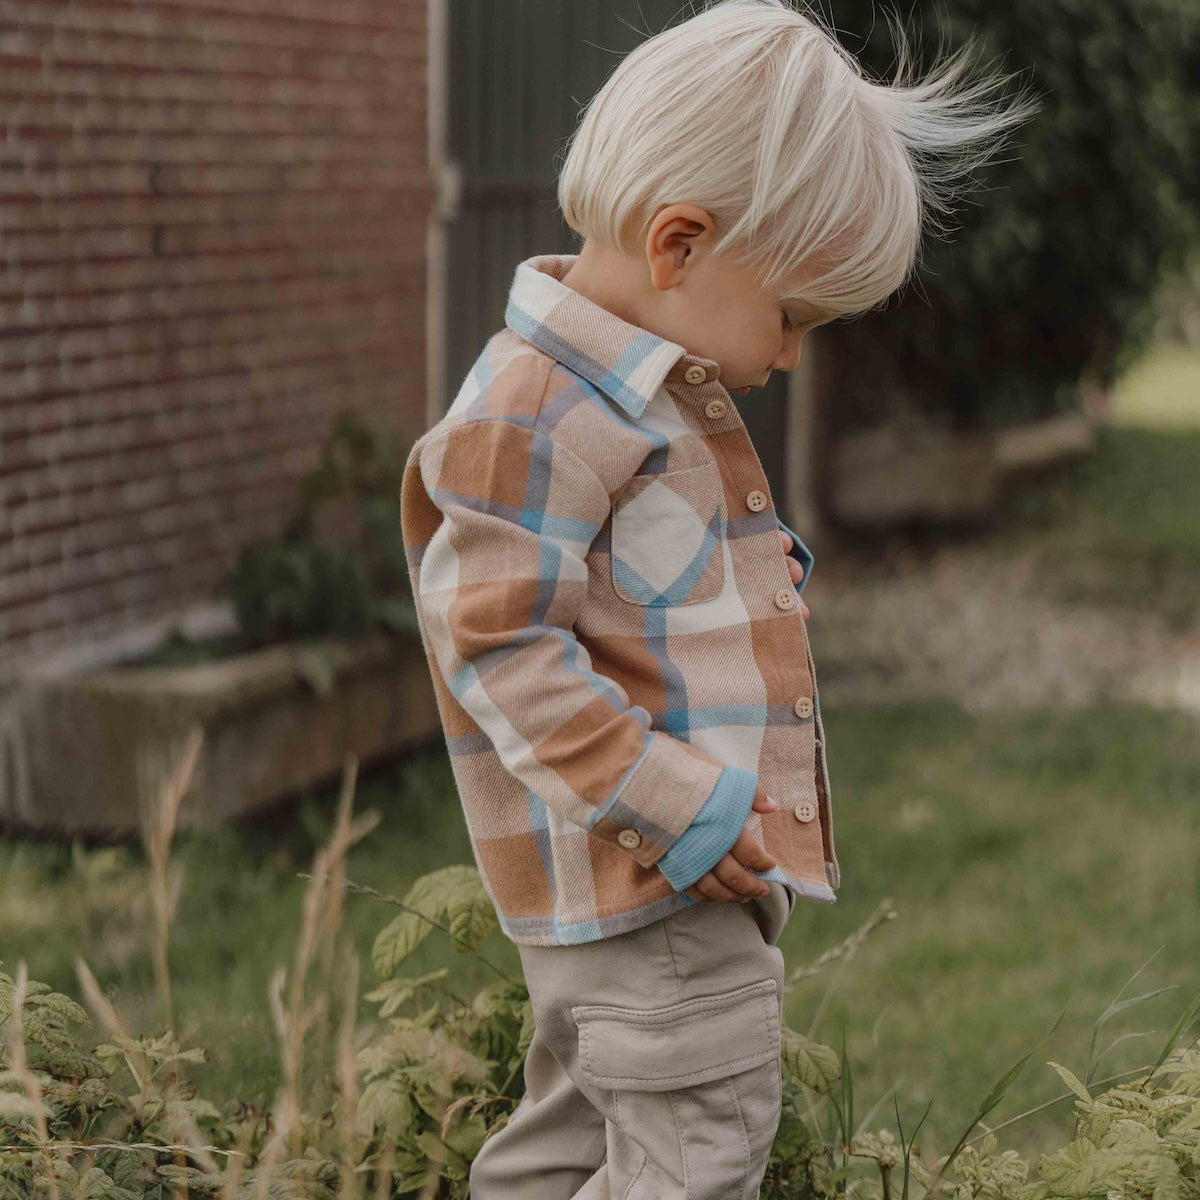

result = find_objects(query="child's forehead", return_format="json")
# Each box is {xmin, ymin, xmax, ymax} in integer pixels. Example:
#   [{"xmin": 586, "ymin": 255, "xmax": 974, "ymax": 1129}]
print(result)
[
  {"xmin": 774, "ymin": 286, "xmax": 840, "ymax": 321},
  {"xmin": 738, "ymin": 258, "xmax": 828, "ymax": 310},
  {"xmin": 773, "ymin": 272, "xmax": 844, "ymax": 319},
  {"xmin": 753, "ymin": 247, "xmax": 850, "ymax": 314}
]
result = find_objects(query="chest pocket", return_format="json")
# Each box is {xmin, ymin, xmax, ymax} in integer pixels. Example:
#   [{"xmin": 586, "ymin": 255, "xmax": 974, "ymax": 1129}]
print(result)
[{"xmin": 610, "ymin": 461, "xmax": 726, "ymax": 607}]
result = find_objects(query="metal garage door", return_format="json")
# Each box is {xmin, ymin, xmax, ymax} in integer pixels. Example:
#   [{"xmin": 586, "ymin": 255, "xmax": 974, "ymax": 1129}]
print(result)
[{"xmin": 437, "ymin": 0, "xmax": 795, "ymax": 512}]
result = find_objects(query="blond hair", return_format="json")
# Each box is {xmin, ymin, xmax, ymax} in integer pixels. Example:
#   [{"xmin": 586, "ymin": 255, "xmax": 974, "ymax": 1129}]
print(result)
[{"xmin": 556, "ymin": 0, "xmax": 1041, "ymax": 317}]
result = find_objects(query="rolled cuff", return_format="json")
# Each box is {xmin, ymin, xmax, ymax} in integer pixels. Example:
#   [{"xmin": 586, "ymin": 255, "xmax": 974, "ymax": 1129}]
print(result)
[
  {"xmin": 656, "ymin": 765, "xmax": 759, "ymax": 891},
  {"xmin": 775, "ymin": 516, "xmax": 814, "ymax": 592}
]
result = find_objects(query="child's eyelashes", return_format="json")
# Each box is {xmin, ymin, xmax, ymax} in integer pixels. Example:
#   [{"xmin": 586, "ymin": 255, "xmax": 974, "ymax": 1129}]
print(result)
[{"xmin": 781, "ymin": 311, "xmax": 801, "ymax": 332}]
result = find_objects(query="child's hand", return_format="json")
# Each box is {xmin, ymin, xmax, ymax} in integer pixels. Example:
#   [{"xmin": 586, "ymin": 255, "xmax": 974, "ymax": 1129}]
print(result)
[
  {"xmin": 778, "ymin": 530, "xmax": 810, "ymax": 620},
  {"xmin": 683, "ymin": 788, "xmax": 779, "ymax": 903}
]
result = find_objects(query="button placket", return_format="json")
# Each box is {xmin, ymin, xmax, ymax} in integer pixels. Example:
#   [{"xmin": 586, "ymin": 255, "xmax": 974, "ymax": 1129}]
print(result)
[{"xmin": 803, "ymin": 636, "xmax": 838, "ymax": 879}]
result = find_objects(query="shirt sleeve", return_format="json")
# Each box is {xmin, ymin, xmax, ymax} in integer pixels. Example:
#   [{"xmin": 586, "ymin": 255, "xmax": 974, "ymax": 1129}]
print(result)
[
  {"xmin": 401, "ymin": 416, "xmax": 761, "ymax": 878},
  {"xmin": 776, "ymin": 516, "xmax": 814, "ymax": 592}
]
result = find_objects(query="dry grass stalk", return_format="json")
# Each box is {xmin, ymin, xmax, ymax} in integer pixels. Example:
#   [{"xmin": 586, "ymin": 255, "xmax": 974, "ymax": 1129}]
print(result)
[
  {"xmin": 136, "ymin": 722, "xmax": 204, "ymax": 1035},
  {"xmin": 250, "ymin": 751, "xmax": 381, "ymax": 1199},
  {"xmin": 74, "ymin": 955, "xmax": 224, "ymax": 1179},
  {"xmin": 334, "ymin": 947, "xmax": 365, "ymax": 1200},
  {"xmin": 214, "ymin": 1109, "xmax": 258, "ymax": 1200},
  {"xmin": 10, "ymin": 729, "xmax": 389, "ymax": 1196},
  {"xmin": 371, "ymin": 1138, "xmax": 397, "ymax": 1200}
]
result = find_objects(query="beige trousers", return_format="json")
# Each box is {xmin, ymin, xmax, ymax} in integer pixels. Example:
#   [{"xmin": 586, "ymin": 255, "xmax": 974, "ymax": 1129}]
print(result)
[{"xmin": 469, "ymin": 882, "xmax": 795, "ymax": 1199}]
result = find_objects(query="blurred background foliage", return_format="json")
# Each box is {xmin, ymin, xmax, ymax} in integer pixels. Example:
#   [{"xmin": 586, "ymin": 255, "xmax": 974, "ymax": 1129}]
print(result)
[
  {"xmin": 222, "ymin": 412, "xmax": 418, "ymax": 651},
  {"xmin": 824, "ymin": 0, "xmax": 1200, "ymax": 431}
]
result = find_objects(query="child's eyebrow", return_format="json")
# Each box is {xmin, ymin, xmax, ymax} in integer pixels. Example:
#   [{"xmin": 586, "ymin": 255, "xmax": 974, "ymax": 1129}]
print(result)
[
  {"xmin": 777, "ymin": 292, "xmax": 831, "ymax": 313},
  {"xmin": 781, "ymin": 299, "xmax": 839, "ymax": 324}
]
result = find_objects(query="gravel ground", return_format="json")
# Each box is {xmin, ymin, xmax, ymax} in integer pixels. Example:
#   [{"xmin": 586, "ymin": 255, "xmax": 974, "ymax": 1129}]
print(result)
[{"xmin": 804, "ymin": 541, "xmax": 1200, "ymax": 713}]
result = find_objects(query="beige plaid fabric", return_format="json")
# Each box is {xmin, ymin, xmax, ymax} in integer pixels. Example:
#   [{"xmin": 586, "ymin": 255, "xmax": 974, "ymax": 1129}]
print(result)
[{"xmin": 400, "ymin": 252, "xmax": 839, "ymax": 946}]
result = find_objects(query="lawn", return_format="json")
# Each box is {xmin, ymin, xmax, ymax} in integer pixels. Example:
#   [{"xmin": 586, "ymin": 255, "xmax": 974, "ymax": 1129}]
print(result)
[{"xmin": 2, "ymin": 336, "xmax": 1197, "ymax": 1176}]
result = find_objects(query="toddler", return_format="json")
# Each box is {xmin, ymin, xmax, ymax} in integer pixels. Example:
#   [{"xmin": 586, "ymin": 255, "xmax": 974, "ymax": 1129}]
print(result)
[{"xmin": 399, "ymin": 1, "xmax": 1037, "ymax": 1195}]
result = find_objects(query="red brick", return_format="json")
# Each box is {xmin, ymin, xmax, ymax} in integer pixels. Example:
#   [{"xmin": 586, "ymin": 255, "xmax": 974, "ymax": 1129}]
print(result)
[{"xmin": 2, "ymin": 0, "xmax": 427, "ymax": 664}]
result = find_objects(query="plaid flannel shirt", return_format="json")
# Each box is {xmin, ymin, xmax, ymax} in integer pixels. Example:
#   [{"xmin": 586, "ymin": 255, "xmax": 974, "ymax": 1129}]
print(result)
[{"xmin": 400, "ymin": 252, "xmax": 839, "ymax": 946}]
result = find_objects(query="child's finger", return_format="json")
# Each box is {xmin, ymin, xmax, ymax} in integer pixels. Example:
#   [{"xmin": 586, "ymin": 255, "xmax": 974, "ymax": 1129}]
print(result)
[
  {"xmin": 711, "ymin": 855, "xmax": 767, "ymax": 896},
  {"xmin": 733, "ymin": 827, "xmax": 778, "ymax": 872},
  {"xmin": 751, "ymin": 790, "xmax": 777, "ymax": 811},
  {"xmin": 696, "ymin": 874, "xmax": 742, "ymax": 903}
]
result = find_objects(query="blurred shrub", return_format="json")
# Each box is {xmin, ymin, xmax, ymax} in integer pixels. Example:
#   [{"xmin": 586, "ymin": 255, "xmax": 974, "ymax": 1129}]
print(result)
[
  {"xmin": 221, "ymin": 411, "xmax": 419, "ymax": 648},
  {"xmin": 828, "ymin": 0, "xmax": 1200, "ymax": 430}
]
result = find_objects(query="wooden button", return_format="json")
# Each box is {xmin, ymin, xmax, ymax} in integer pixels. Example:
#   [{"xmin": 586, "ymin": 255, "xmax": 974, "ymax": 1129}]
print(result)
[
  {"xmin": 617, "ymin": 829, "xmax": 642, "ymax": 849},
  {"xmin": 684, "ymin": 365, "xmax": 708, "ymax": 384},
  {"xmin": 705, "ymin": 399, "xmax": 728, "ymax": 420},
  {"xmin": 793, "ymin": 696, "xmax": 813, "ymax": 718},
  {"xmin": 746, "ymin": 490, "xmax": 767, "ymax": 512},
  {"xmin": 794, "ymin": 800, "xmax": 817, "ymax": 823},
  {"xmin": 774, "ymin": 587, "xmax": 795, "ymax": 610}
]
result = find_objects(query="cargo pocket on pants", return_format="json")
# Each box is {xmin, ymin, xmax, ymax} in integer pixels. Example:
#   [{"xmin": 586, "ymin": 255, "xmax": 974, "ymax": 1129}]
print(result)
[{"xmin": 571, "ymin": 977, "xmax": 782, "ymax": 1200}]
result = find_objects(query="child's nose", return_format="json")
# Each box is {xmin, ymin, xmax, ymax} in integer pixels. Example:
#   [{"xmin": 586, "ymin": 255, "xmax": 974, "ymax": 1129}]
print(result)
[{"xmin": 772, "ymin": 342, "xmax": 804, "ymax": 372}]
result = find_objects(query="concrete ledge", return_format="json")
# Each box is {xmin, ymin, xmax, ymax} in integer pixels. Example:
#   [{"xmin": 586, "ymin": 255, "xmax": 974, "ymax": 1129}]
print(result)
[
  {"xmin": 830, "ymin": 412, "xmax": 1096, "ymax": 524},
  {"xmin": 0, "ymin": 631, "xmax": 442, "ymax": 837},
  {"xmin": 831, "ymin": 424, "xmax": 999, "ymax": 523}
]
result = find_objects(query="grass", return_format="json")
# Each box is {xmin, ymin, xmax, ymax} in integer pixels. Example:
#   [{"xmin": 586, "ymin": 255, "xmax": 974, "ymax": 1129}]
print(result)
[
  {"xmin": 781, "ymin": 700, "xmax": 1200, "ymax": 1166},
  {"xmin": 977, "ymin": 337, "xmax": 1200, "ymax": 630},
  {"xmin": 987, "ymin": 421, "xmax": 1200, "ymax": 629},
  {"xmin": 1, "ymin": 746, "xmax": 500, "ymax": 1112},
  {"xmin": 1107, "ymin": 340, "xmax": 1200, "ymax": 430}
]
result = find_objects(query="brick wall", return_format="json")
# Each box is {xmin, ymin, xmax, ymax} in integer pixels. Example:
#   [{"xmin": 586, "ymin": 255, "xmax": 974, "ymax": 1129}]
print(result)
[{"xmin": 1, "ymin": 0, "xmax": 431, "ymax": 679}]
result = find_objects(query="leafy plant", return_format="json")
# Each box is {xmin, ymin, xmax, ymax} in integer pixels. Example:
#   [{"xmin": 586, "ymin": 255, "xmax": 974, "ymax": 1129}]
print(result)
[
  {"xmin": 221, "ymin": 410, "xmax": 421, "ymax": 649},
  {"xmin": 821, "ymin": 0, "xmax": 1200, "ymax": 430}
]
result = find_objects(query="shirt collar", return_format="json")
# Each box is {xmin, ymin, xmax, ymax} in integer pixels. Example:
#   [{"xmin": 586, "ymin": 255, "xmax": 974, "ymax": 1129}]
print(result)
[{"xmin": 503, "ymin": 252, "xmax": 724, "ymax": 421}]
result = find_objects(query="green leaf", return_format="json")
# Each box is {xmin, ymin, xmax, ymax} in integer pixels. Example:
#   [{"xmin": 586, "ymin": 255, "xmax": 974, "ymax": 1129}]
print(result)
[
  {"xmin": 372, "ymin": 913, "xmax": 434, "ymax": 982},
  {"xmin": 1047, "ymin": 1060, "xmax": 1094, "ymax": 1103},
  {"xmin": 1036, "ymin": 1137, "xmax": 1102, "ymax": 1194},
  {"xmin": 1148, "ymin": 989, "xmax": 1200, "ymax": 1080},
  {"xmin": 442, "ymin": 1110, "xmax": 489, "ymax": 1161},
  {"xmin": 1096, "ymin": 987, "xmax": 1178, "ymax": 1030},
  {"xmin": 780, "ymin": 1026, "xmax": 841, "ymax": 1094},
  {"xmin": 0, "ymin": 1090, "xmax": 50, "ymax": 1122},
  {"xmin": 415, "ymin": 1128, "xmax": 470, "ymax": 1182},
  {"xmin": 358, "ymin": 1076, "xmax": 417, "ymax": 1139},
  {"xmin": 363, "ymin": 969, "xmax": 450, "ymax": 1019},
  {"xmin": 1035, "ymin": 1137, "xmax": 1153, "ymax": 1197},
  {"xmin": 372, "ymin": 866, "xmax": 494, "ymax": 981},
  {"xmin": 445, "ymin": 875, "xmax": 500, "ymax": 951},
  {"xmin": 963, "ymin": 1051, "xmax": 1032, "ymax": 1133}
]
